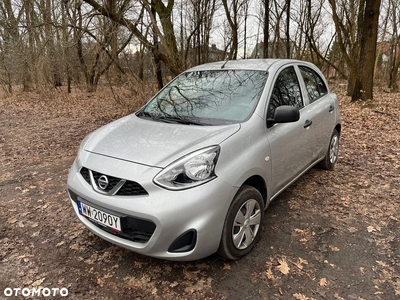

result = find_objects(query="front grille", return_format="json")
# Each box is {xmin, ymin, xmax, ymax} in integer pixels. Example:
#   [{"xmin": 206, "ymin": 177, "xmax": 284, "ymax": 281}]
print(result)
[
  {"xmin": 99, "ymin": 216, "xmax": 156, "ymax": 243},
  {"xmin": 79, "ymin": 167, "xmax": 148, "ymax": 196},
  {"xmin": 91, "ymin": 170, "xmax": 120, "ymax": 192},
  {"xmin": 91, "ymin": 215, "xmax": 156, "ymax": 243},
  {"xmin": 80, "ymin": 167, "xmax": 90, "ymax": 183},
  {"xmin": 116, "ymin": 181, "xmax": 148, "ymax": 196}
]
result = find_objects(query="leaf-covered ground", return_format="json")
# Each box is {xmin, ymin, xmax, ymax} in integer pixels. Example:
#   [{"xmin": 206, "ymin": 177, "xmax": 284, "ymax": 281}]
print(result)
[{"xmin": 0, "ymin": 87, "xmax": 399, "ymax": 299}]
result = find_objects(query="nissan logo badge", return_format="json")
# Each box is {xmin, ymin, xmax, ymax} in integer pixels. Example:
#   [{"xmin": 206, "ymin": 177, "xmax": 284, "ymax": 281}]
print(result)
[{"xmin": 98, "ymin": 175, "xmax": 109, "ymax": 190}]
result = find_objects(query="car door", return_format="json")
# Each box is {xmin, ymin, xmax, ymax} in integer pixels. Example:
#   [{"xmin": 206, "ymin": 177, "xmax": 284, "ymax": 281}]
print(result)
[
  {"xmin": 298, "ymin": 65, "xmax": 336, "ymax": 159},
  {"xmin": 266, "ymin": 66, "xmax": 315, "ymax": 197}
]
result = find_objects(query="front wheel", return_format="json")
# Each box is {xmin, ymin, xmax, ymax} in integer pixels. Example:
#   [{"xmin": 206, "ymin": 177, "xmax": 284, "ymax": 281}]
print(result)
[
  {"xmin": 218, "ymin": 185, "xmax": 264, "ymax": 260},
  {"xmin": 318, "ymin": 129, "xmax": 340, "ymax": 170}
]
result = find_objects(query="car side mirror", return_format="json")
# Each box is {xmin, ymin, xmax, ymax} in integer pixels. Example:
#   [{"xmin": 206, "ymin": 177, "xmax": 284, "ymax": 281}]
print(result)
[{"xmin": 267, "ymin": 105, "xmax": 300, "ymax": 128}]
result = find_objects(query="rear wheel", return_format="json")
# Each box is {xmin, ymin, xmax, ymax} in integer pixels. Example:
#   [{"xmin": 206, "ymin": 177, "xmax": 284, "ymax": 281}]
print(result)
[
  {"xmin": 319, "ymin": 129, "xmax": 340, "ymax": 170},
  {"xmin": 218, "ymin": 185, "xmax": 264, "ymax": 260}
]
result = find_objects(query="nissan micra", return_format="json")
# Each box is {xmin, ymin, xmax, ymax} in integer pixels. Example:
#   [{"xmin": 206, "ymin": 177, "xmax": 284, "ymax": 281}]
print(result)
[{"xmin": 67, "ymin": 59, "xmax": 341, "ymax": 261}]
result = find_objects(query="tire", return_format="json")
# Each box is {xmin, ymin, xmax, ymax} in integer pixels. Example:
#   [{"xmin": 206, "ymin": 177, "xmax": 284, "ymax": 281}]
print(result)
[
  {"xmin": 318, "ymin": 129, "xmax": 340, "ymax": 170},
  {"xmin": 218, "ymin": 185, "xmax": 264, "ymax": 260}
]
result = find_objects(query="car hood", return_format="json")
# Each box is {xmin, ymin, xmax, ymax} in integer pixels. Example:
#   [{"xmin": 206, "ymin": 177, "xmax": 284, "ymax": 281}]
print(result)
[{"xmin": 84, "ymin": 114, "xmax": 240, "ymax": 168}]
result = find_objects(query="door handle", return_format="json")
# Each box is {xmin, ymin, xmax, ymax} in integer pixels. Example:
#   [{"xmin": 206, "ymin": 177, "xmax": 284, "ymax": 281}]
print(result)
[
  {"xmin": 304, "ymin": 119, "xmax": 312, "ymax": 128},
  {"xmin": 329, "ymin": 105, "xmax": 334, "ymax": 112}
]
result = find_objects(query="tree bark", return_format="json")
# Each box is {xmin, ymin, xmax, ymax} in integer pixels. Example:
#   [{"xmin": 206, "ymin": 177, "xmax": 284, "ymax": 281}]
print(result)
[
  {"xmin": 82, "ymin": 0, "xmax": 184, "ymax": 76},
  {"xmin": 352, "ymin": 0, "xmax": 382, "ymax": 101},
  {"xmin": 286, "ymin": 0, "xmax": 291, "ymax": 58},
  {"xmin": 328, "ymin": 0, "xmax": 363, "ymax": 96},
  {"xmin": 263, "ymin": 0, "xmax": 269, "ymax": 58},
  {"xmin": 222, "ymin": 0, "xmax": 239, "ymax": 60},
  {"xmin": 150, "ymin": 1, "xmax": 163, "ymax": 89}
]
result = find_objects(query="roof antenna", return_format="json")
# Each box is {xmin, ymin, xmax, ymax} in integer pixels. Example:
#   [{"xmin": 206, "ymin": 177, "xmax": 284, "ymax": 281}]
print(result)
[{"xmin": 221, "ymin": 60, "xmax": 229, "ymax": 69}]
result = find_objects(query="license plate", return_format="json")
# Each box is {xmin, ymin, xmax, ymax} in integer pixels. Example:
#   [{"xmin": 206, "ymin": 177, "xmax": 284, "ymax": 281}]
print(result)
[{"xmin": 77, "ymin": 200, "xmax": 121, "ymax": 232}]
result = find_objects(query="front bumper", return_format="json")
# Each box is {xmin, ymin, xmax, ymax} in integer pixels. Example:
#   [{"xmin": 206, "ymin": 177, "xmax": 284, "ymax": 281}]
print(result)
[{"xmin": 67, "ymin": 151, "xmax": 238, "ymax": 261}]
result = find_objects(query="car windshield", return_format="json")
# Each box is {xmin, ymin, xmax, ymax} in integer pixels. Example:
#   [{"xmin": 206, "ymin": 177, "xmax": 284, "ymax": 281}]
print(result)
[{"xmin": 139, "ymin": 69, "xmax": 268, "ymax": 125}]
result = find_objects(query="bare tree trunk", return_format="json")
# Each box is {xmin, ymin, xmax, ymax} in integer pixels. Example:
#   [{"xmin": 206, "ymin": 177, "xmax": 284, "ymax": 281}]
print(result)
[
  {"xmin": 286, "ymin": 0, "xmax": 291, "ymax": 58},
  {"xmin": 1, "ymin": 0, "xmax": 21, "ymax": 93},
  {"xmin": 83, "ymin": 0, "xmax": 184, "ymax": 76},
  {"xmin": 42, "ymin": 0, "xmax": 62, "ymax": 87},
  {"xmin": 243, "ymin": 1, "xmax": 249, "ymax": 59},
  {"xmin": 328, "ymin": 0, "xmax": 365, "ymax": 96},
  {"xmin": 23, "ymin": 0, "xmax": 36, "ymax": 91},
  {"xmin": 148, "ymin": 0, "xmax": 183, "ymax": 74},
  {"xmin": 388, "ymin": 0, "xmax": 400, "ymax": 92},
  {"xmin": 389, "ymin": 43, "xmax": 400, "ymax": 92},
  {"xmin": 62, "ymin": 0, "xmax": 71, "ymax": 93},
  {"xmin": 271, "ymin": 0, "xmax": 286, "ymax": 58},
  {"xmin": 352, "ymin": 0, "xmax": 382, "ymax": 101},
  {"xmin": 263, "ymin": 0, "xmax": 269, "ymax": 58},
  {"xmin": 151, "ymin": 1, "xmax": 163, "ymax": 89},
  {"xmin": 222, "ymin": 0, "xmax": 239, "ymax": 60},
  {"xmin": 107, "ymin": 0, "xmax": 121, "ymax": 82}
]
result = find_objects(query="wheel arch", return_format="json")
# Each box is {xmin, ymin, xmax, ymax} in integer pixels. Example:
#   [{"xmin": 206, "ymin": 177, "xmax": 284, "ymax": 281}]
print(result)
[
  {"xmin": 242, "ymin": 175, "xmax": 268, "ymax": 208},
  {"xmin": 335, "ymin": 123, "xmax": 341, "ymax": 136}
]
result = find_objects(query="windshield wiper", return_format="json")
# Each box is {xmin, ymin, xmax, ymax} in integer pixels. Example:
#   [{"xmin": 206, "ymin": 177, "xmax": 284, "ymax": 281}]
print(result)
[
  {"xmin": 157, "ymin": 115, "xmax": 206, "ymax": 126},
  {"xmin": 138, "ymin": 111, "xmax": 156, "ymax": 119},
  {"xmin": 138, "ymin": 111, "xmax": 206, "ymax": 125}
]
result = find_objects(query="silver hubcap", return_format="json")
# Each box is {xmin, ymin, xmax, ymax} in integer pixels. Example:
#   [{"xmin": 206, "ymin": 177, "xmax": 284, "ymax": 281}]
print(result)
[
  {"xmin": 232, "ymin": 199, "xmax": 261, "ymax": 250},
  {"xmin": 329, "ymin": 135, "xmax": 339, "ymax": 164}
]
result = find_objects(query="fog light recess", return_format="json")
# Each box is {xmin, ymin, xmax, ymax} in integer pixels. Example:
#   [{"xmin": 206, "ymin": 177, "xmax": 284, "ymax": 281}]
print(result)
[{"xmin": 168, "ymin": 230, "xmax": 197, "ymax": 253}]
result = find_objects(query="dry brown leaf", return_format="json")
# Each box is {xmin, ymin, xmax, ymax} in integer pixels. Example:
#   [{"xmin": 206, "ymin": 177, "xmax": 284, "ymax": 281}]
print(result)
[
  {"xmin": 183, "ymin": 267, "xmax": 199, "ymax": 280},
  {"xmin": 293, "ymin": 293, "xmax": 315, "ymax": 300},
  {"xmin": 277, "ymin": 258, "xmax": 290, "ymax": 275},
  {"xmin": 376, "ymin": 260, "xmax": 388, "ymax": 268},
  {"xmin": 32, "ymin": 277, "xmax": 45, "ymax": 287},
  {"xmin": 266, "ymin": 267, "xmax": 274, "ymax": 279},
  {"xmin": 69, "ymin": 243, "xmax": 79, "ymax": 250},
  {"xmin": 329, "ymin": 246, "xmax": 340, "ymax": 252},
  {"xmin": 8, "ymin": 218, "xmax": 18, "ymax": 224},
  {"xmin": 293, "ymin": 257, "xmax": 308, "ymax": 270},
  {"xmin": 319, "ymin": 278, "xmax": 327, "ymax": 286},
  {"xmin": 294, "ymin": 228, "xmax": 306, "ymax": 234},
  {"xmin": 348, "ymin": 227, "xmax": 358, "ymax": 233}
]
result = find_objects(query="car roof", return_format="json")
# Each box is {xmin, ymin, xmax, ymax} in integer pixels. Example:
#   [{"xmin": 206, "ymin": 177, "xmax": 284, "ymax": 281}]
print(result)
[{"xmin": 185, "ymin": 59, "xmax": 307, "ymax": 73}]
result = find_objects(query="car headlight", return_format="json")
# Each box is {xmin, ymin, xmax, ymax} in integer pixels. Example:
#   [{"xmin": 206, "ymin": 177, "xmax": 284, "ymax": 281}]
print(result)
[{"xmin": 154, "ymin": 146, "xmax": 220, "ymax": 190}]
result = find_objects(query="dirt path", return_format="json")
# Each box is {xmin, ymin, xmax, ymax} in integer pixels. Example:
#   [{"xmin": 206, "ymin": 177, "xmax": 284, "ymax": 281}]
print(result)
[{"xmin": 0, "ymin": 90, "xmax": 399, "ymax": 299}]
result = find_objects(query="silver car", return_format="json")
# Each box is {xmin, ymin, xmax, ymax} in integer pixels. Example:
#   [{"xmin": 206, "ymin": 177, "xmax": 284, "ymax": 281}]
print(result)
[{"xmin": 67, "ymin": 59, "xmax": 341, "ymax": 261}]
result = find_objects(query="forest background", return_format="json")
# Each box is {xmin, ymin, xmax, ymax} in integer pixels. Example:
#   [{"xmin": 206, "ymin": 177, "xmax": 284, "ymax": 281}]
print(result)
[{"xmin": 0, "ymin": 0, "xmax": 397, "ymax": 106}]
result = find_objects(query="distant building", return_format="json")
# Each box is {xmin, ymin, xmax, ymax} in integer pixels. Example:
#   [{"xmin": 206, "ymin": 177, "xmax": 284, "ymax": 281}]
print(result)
[
  {"xmin": 376, "ymin": 41, "xmax": 400, "ymax": 67},
  {"xmin": 187, "ymin": 44, "xmax": 226, "ymax": 66},
  {"xmin": 250, "ymin": 40, "xmax": 295, "ymax": 59}
]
